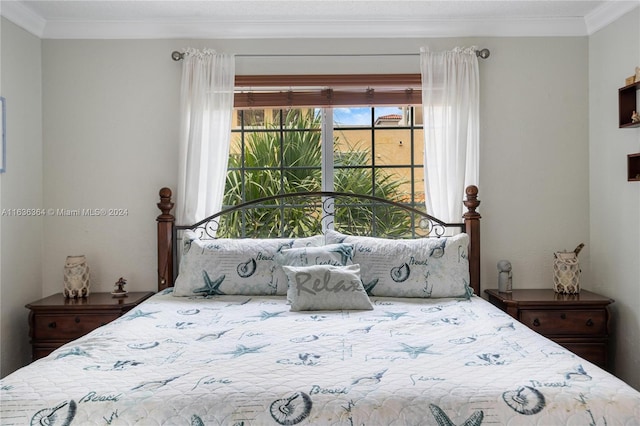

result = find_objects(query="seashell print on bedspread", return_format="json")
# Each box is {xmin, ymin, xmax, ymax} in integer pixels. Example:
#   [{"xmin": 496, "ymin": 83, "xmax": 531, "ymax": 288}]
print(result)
[{"xmin": 1, "ymin": 291, "xmax": 640, "ymax": 425}]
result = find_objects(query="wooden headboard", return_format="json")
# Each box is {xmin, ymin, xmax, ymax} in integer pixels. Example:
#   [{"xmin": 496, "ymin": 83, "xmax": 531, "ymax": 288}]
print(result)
[{"xmin": 156, "ymin": 186, "xmax": 481, "ymax": 294}]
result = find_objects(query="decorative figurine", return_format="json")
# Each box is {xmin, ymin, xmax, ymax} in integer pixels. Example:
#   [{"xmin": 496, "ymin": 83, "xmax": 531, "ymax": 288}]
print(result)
[
  {"xmin": 632, "ymin": 111, "xmax": 640, "ymax": 123},
  {"xmin": 112, "ymin": 277, "xmax": 128, "ymax": 298},
  {"xmin": 497, "ymin": 260, "xmax": 512, "ymax": 293},
  {"xmin": 63, "ymin": 255, "xmax": 90, "ymax": 298}
]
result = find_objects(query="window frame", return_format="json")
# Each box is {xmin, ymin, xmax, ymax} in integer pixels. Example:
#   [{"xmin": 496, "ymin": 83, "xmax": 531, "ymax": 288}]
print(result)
[
  {"xmin": 233, "ymin": 74, "xmax": 422, "ymax": 108},
  {"xmin": 226, "ymin": 74, "xmax": 427, "ymax": 237}
]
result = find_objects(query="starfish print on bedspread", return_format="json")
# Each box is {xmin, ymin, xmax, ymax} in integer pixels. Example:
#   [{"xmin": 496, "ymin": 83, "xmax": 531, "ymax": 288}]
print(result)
[
  {"xmin": 194, "ymin": 271, "xmax": 226, "ymax": 296},
  {"xmin": 381, "ymin": 311, "xmax": 409, "ymax": 321},
  {"xmin": 224, "ymin": 344, "xmax": 270, "ymax": 358},
  {"xmin": 121, "ymin": 309, "xmax": 160, "ymax": 321},
  {"xmin": 254, "ymin": 310, "xmax": 287, "ymax": 321},
  {"xmin": 393, "ymin": 343, "xmax": 439, "ymax": 359}
]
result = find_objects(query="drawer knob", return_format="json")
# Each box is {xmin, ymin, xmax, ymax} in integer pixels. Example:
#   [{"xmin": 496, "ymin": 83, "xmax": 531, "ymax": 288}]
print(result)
[
  {"xmin": 532, "ymin": 318, "xmax": 540, "ymax": 327},
  {"xmin": 586, "ymin": 319, "xmax": 594, "ymax": 327},
  {"xmin": 48, "ymin": 321, "xmax": 57, "ymax": 329},
  {"xmin": 75, "ymin": 317, "xmax": 81, "ymax": 324},
  {"xmin": 560, "ymin": 313, "xmax": 566, "ymax": 320}
]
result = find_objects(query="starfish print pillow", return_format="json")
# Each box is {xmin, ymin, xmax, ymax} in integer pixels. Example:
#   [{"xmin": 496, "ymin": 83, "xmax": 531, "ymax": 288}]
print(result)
[{"xmin": 173, "ymin": 230, "xmax": 323, "ymax": 297}]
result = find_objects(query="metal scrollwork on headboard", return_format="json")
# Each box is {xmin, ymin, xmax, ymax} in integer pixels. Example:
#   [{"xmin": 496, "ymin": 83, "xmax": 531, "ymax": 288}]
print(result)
[
  {"xmin": 177, "ymin": 192, "xmax": 459, "ymax": 240},
  {"xmin": 321, "ymin": 195, "xmax": 335, "ymax": 232},
  {"xmin": 418, "ymin": 217, "xmax": 447, "ymax": 237},
  {"xmin": 157, "ymin": 187, "xmax": 481, "ymax": 294}
]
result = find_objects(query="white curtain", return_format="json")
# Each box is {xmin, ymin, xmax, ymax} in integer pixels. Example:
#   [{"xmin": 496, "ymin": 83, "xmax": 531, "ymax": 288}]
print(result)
[
  {"xmin": 420, "ymin": 47, "xmax": 479, "ymax": 223},
  {"xmin": 176, "ymin": 49, "xmax": 235, "ymax": 225}
]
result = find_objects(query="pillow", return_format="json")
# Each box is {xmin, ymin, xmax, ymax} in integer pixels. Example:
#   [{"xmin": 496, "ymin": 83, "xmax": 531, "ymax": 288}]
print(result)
[
  {"xmin": 325, "ymin": 229, "xmax": 471, "ymax": 299},
  {"xmin": 173, "ymin": 231, "xmax": 324, "ymax": 297},
  {"xmin": 277, "ymin": 243, "xmax": 354, "ymax": 267},
  {"xmin": 283, "ymin": 264, "xmax": 373, "ymax": 311}
]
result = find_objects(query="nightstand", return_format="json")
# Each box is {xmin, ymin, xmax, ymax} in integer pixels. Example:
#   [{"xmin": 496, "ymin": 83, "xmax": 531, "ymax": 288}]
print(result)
[
  {"xmin": 484, "ymin": 288, "xmax": 613, "ymax": 370},
  {"xmin": 26, "ymin": 291, "xmax": 154, "ymax": 361}
]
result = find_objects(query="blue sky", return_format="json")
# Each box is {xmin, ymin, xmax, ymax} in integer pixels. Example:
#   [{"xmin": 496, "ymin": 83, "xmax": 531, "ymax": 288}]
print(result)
[{"xmin": 332, "ymin": 107, "xmax": 403, "ymax": 126}]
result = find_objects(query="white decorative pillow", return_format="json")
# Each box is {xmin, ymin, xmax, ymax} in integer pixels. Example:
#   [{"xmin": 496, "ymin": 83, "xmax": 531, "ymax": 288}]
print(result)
[
  {"xmin": 325, "ymin": 229, "xmax": 471, "ymax": 299},
  {"xmin": 283, "ymin": 264, "xmax": 373, "ymax": 311},
  {"xmin": 173, "ymin": 231, "xmax": 324, "ymax": 296}
]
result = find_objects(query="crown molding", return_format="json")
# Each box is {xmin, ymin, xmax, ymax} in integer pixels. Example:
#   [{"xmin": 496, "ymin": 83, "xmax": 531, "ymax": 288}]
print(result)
[
  {"xmin": 1, "ymin": 2, "xmax": 637, "ymax": 40},
  {"xmin": 0, "ymin": 0, "xmax": 46, "ymax": 38},
  {"xmin": 24, "ymin": 17, "xmax": 591, "ymax": 40},
  {"xmin": 585, "ymin": 1, "xmax": 639, "ymax": 35}
]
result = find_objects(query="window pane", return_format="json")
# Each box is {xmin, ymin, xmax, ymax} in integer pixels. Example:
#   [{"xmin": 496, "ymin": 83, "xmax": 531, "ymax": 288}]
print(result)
[
  {"xmin": 373, "ymin": 128, "xmax": 413, "ymax": 166},
  {"xmin": 334, "ymin": 130, "xmax": 372, "ymax": 166},
  {"xmin": 373, "ymin": 106, "xmax": 406, "ymax": 127},
  {"xmin": 227, "ymin": 106, "xmax": 425, "ymax": 237},
  {"xmin": 283, "ymin": 130, "xmax": 321, "ymax": 168},
  {"xmin": 233, "ymin": 109, "xmax": 266, "ymax": 129},
  {"xmin": 241, "ymin": 131, "xmax": 282, "ymax": 169}
]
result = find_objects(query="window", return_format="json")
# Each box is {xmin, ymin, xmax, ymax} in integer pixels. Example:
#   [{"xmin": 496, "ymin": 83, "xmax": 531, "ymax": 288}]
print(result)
[{"xmin": 221, "ymin": 74, "xmax": 426, "ymax": 238}]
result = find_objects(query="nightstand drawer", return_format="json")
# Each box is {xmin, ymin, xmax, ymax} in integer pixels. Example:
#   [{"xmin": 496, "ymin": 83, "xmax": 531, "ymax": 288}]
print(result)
[
  {"xmin": 519, "ymin": 309, "xmax": 607, "ymax": 336},
  {"xmin": 32, "ymin": 313, "xmax": 120, "ymax": 340}
]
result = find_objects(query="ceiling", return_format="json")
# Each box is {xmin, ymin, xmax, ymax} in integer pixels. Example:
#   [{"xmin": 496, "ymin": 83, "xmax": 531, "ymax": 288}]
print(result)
[{"xmin": 1, "ymin": 0, "xmax": 639, "ymax": 39}]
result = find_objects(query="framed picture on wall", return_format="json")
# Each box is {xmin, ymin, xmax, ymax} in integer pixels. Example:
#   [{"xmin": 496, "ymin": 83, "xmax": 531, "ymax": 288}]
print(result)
[{"xmin": 1, "ymin": 96, "xmax": 5, "ymax": 173}]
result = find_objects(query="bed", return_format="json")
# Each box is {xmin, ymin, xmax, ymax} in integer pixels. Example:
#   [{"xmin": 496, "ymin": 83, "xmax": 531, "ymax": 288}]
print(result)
[{"xmin": 2, "ymin": 186, "xmax": 640, "ymax": 425}]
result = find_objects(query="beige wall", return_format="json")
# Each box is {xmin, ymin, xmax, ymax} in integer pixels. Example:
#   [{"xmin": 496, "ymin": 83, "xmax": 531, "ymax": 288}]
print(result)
[
  {"xmin": 588, "ymin": 7, "xmax": 640, "ymax": 390},
  {"xmin": 39, "ymin": 36, "xmax": 590, "ymax": 302},
  {"xmin": 0, "ymin": 17, "xmax": 43, "ymax": 377}
]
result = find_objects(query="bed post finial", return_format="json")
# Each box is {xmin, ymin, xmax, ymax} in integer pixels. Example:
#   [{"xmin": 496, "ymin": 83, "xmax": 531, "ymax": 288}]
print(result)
[
  {"xmin": 158, "ymin": 187, "xmax": 174, "ymax": 216},
  {"xmin": 463, "ymin": 185, "xmax": 481, "ymax": 295},
  {"xmin": 157, "ymin": 187, "xmax": 175, "ymax": 292},
  {"xmin": 463, "ymin": 185, "xmax": 480, "ymax": 215}
]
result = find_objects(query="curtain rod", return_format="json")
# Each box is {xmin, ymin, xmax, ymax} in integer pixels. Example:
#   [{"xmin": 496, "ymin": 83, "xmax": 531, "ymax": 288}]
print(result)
[{"xmin": 171, "ymin": 49, "xmax": 490, "ymax": 61}]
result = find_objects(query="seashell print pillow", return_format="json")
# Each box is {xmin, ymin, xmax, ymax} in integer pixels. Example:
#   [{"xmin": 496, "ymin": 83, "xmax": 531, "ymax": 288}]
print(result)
[
  {"xmin": 283, "ymin": 264, "xmax": 373, "ymax": 311},
  {"xmin": 173, "ymin": 231, "xmax": 324, "ymax": 296},
  {"xmin": 325, "ymin": 229, "xmax": 472, "ymax": 299}
]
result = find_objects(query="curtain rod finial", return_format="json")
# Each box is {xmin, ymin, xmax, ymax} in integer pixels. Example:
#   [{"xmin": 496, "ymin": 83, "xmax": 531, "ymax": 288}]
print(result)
[
  {"xmin": 171, "ymin": 51, "xmax": 184, "ymax": 61},
  {"xmin": 476, "ymin": 48, "xmax": 490, "ymax": 59}
]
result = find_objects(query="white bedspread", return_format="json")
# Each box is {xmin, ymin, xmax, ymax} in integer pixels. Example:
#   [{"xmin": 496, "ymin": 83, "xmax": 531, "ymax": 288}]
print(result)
[{"xmin": 2, "ymin": 290, "xmax": 640, "ymax": 425}]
